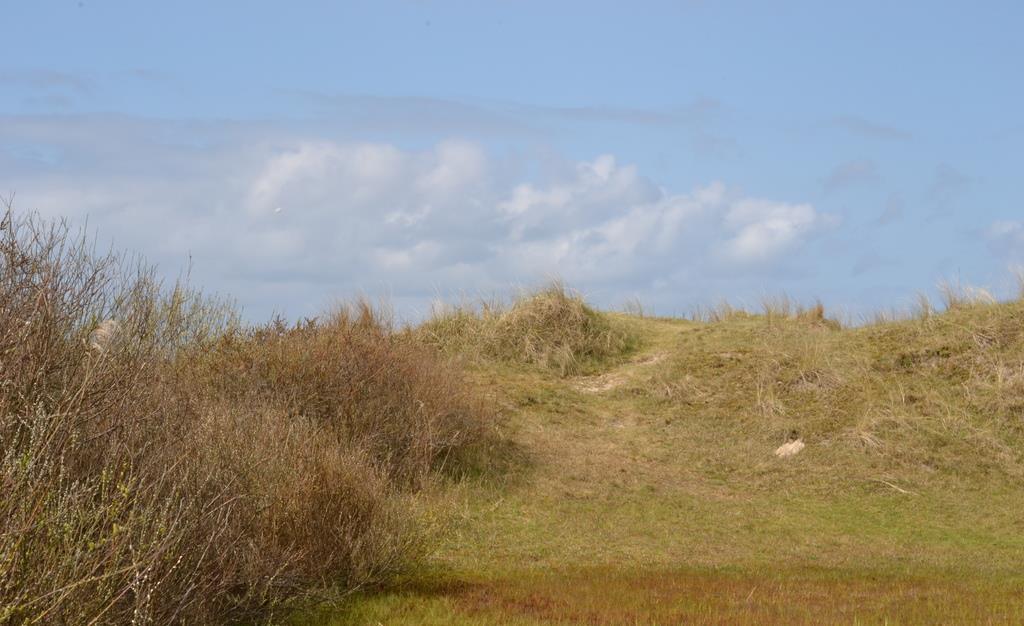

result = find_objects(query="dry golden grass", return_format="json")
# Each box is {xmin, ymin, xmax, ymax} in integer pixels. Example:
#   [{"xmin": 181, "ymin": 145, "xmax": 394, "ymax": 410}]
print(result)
[
  {"xmin": 1013, "ymin": 265, "xmax": 1024, "ymax": 299},
  {"xmin": 420, "ymin": 282, "xmax": 639, "ymax": 376},
  {"xmin": 691, "ymin": 295, "xmax": 841, "ymax": 329},
  {"xmin": 312, "ymin": 286, "xmax": 1024, "ymax": 625},
  {"xmin": 937, "ymin": 279, "xmax": 998, "ymax": 310}
]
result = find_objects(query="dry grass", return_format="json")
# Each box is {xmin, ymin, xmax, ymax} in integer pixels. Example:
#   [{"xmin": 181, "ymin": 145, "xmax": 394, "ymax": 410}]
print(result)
[
  {"xmin": 937, "ymin": 278, "xmax": 997, "ymax": 310},
  {"xmin": 420, "ymin": 282, "xmax": 639, "ymax": 376},
  {"xmin": 620, "ymin": 296, "xmax": 645, "ymax": 318},
  {"xmin": 690, "ymin": 299, "xmax": 747, "ymax": 323},
  {"xmin": 0, "ymin": 204, "xmax": 494, "ymax": 624},
  {"xmin": 320, "ymin": 568, "xmax": 1024, "ymax": 625},
  {"xmin": 314, "ymin": 278, "xmax": 1024, "ymax": 625},
  {"xmin": 690, "ymin": 296, "xmax": 841, "ymax": 329},
  {"xmin": 1012, "ymin": 264, "xmax": 1024, "ymax": 299}
]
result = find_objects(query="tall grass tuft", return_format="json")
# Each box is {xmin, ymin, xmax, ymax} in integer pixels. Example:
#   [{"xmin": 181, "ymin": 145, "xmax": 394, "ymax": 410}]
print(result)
[
  {"xmin": 0, "ymin": 203, "xmax": 493, "ymax": 624},
  {"xmin": 690, "ymin": 299, "xmax": 748, "ymax": 323},
  {"xmin": 937, "ymin": 279, "xmax": 997, "ymax": 310},
  {"xmin": 421, "ymin": 282, "xmax": 638, "ymax": 376},
  {"xmin": 760, "ymin": 295, "xmax": 840, "ymax": 329},
  {"xmin": 1012, "ymin": 265, "xmax": 1024, "ymax": 300},
  {"xmin": 689, "ymin": 296, "xmax": 840, "ymax": 329}
]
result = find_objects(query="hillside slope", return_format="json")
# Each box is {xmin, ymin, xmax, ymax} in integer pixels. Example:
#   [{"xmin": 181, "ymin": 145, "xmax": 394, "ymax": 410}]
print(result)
[{"xmin": 306, "ymin": 300, "xmax": 1024, "ymax": 625}]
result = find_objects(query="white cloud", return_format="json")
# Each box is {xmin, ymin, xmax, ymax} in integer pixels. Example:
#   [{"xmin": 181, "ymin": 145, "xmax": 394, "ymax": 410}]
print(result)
[
  {"xmin": 722, "ymin": 199, "xmax": 833, "ymax": 263},
  {"xmin": 493, "ymin": 169, "xmax": 835, "ymax": 283},
  {"xmin": 247, "ymin": 141, "xmax": 409, "ymax": 216},
  {"xmin": 414, "ymin": 140, "xmax": 487, "ymax": 196},
  {"xmin": 1, "ymin": 117, "xmax": 835, "ymax": 319},
  {"xmin": 988, "ymin": 221, "xmax": 1024, "ymax": 259},
  {"xmin": 989, "ymin": 220, "xmax": 1024, "ymax": 240}
]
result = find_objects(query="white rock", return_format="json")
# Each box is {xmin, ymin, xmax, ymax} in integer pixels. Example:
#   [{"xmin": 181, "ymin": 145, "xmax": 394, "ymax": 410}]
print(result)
[{"xmin": 774, "ymin": 439, "xmax": 805, "ymax": 458}]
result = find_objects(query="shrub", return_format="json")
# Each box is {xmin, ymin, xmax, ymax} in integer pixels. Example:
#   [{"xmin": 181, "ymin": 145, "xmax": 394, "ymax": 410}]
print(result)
[
  {"xmin": 184, "ymin": 302, "xmax": 492, "ymax": 486},
  {"xmin": 0, "ymin": 204, "xmax": 492, "ymax": 624}
]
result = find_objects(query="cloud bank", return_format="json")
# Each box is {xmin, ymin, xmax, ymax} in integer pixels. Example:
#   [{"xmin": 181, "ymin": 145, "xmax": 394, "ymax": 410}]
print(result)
[{"xmin": 1, "ymin": 116, "xmax": 836, "ymax": 319}]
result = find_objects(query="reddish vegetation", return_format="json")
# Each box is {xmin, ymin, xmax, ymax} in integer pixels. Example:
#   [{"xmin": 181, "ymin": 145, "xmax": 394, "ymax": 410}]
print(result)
[{"xmin": 450, "ymin": 569, "xmax": 1024, "ymax": 625}]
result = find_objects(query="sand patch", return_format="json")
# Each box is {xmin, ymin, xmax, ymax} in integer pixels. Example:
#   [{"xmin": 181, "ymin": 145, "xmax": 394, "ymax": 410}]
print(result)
[
  {"xmin": 575, "ymin": 372, "xmax": 627, "ymax": 393},
  {"xmin": 632, "ymin": 352, "xmax": 667, "ymax": 366},
  {"xmin": 774, "ymin": 439, "xmax": 805, "ymax": 458},
  {"xmin": 574, "ymin": 352, "xmax": 668, "ymax": 393}
]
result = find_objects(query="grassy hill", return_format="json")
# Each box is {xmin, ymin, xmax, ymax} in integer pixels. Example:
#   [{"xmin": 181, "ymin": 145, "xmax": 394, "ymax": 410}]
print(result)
[
  {"xmin": 6, "ymin": 207, "xmax": 1024, "ymax": 624},
  {"xmin": 303, "ymin": 288, "xmax": 1024, "ymax": 625}
]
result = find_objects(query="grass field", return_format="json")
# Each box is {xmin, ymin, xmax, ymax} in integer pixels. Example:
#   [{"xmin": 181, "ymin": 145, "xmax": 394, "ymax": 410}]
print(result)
[{"xmin": 296, "ymin": 295, "xmax": 1024, "ymax": 625}]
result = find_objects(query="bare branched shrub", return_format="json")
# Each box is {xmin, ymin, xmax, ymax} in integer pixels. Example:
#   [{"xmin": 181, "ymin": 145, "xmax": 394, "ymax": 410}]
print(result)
[
  {"xmin": 0, "ymin": 203, "xmax": 492, "ymax": 624},
  {"xmin": 184, "ymin": 301, "xmax": 493, "ymax": 486},
  {"xmin": 0, "ymin": 204, "xmax": 238, "ymax": 624}
]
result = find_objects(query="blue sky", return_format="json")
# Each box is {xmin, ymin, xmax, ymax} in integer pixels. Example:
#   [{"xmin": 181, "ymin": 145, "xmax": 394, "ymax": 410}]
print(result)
[{"xmin": 3, "ymin": 1, "xmax": 1023, "ymax": 320}]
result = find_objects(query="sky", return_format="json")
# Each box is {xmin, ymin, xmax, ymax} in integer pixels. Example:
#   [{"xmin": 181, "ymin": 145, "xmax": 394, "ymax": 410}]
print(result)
[{"xmin": 2, "ymin": 1, "xmax": 1023, "ymax": 321}]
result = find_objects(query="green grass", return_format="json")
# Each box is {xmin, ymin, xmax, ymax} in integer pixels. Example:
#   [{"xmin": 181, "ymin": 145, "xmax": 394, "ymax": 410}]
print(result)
[{"xmin": 291, "ymin": 297, "xmax": 1024, "ymax": 624}]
